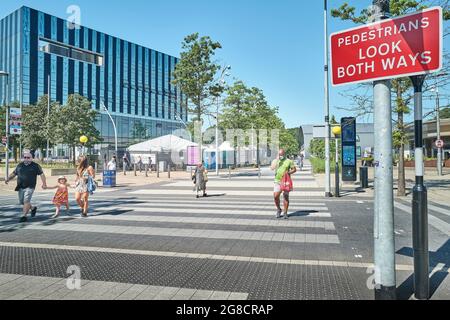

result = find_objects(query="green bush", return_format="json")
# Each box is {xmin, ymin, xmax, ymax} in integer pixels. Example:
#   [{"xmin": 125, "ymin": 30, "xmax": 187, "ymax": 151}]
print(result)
[{"xmin": 310, "ymin": 157, "xmax": 341, "ymax": 174}]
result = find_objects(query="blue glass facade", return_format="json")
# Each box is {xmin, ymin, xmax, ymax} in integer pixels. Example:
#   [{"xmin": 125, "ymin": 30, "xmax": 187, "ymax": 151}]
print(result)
[{"xmin": 0, "ymin": 6, "xmax": 188, "ymax": 149}]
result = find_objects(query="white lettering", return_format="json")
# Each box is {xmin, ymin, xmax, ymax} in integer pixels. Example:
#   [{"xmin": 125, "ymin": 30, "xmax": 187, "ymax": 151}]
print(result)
[
  {"xmin": 421, "ymin": 17, "xmax": 430, "ymax": 29},
  {"xmin": 382, "ymin": 57, "xmax": 396, "ymax": 70},
  {"xmin": 391, "ymin": 40, "xmax": 402, "ymax": 54},
  {"xmin": 378, "ymin": 43, "xmax": 390, "ymax": 56},
  {"xmin": 421, "ymin": 51, "xmax": 432, "ymax": 64},
  {"xmin": 397, "ymin": 55, "xmax": 408, "ymax": 68},
  {"xmin": 398, "ymin": 23, "xmax": 407, "ymax": 33},
  {"xmin": 338, "ymin": 38, "xmax": 345, "ymax": 47},
  {"xmin": 408, "ymin": 53, "xmax": 420, "ymax": 66},
  {"xmin": 338, "ymin": 67, "xmax": 346, "ymax": 78}
]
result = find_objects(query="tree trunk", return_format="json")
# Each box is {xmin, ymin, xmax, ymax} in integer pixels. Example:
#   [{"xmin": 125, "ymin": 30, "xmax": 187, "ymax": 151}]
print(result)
[{"xmin": 397, "ymin": 85, "xmax": 406, "ymax": 197}]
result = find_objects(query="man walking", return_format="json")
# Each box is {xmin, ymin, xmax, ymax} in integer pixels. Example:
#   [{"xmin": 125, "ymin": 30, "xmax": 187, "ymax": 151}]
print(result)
[
  {"xmin": 271, "ymin": 149, "xmax": 297, "ymax": 219},
  {"xmin": 5, "ymin": 151, "xmax": 48, "ymax": 223}
]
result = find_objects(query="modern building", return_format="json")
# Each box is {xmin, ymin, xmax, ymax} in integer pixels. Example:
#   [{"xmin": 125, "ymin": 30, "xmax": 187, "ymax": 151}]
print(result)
[
  {"xmin": 300, "ymin": 123, "xmax": 375, "ymax": 159},
  {"xmin": 0, "ymin": 6, "xmax": 188, "ymax": 158},
  {"xmin": 406, "ymin": 118, "xmax": 450, "ymax": 160}
]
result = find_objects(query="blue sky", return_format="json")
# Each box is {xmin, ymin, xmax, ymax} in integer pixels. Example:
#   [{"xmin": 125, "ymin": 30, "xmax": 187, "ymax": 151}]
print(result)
[{"xmin": 1, "ymin": 0, "xmax": 448, "ymax": 128}]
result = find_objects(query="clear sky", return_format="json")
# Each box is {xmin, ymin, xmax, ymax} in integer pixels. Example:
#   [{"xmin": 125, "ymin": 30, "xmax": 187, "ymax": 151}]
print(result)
[{"xmin": 1, "ymin": 0, "xmax": 448, "ymax": 128}]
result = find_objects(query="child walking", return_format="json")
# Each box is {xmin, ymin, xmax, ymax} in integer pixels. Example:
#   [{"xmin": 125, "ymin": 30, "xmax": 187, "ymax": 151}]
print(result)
[{"xmin": 50, "ymin": 176, "xmax": 70, "ymax": 218}]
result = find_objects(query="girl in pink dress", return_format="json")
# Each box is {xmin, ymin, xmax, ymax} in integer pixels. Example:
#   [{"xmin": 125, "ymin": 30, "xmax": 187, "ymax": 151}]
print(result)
[{"xmin": 50, "ymin": 176, "xmax": 71, "ymax": 218}]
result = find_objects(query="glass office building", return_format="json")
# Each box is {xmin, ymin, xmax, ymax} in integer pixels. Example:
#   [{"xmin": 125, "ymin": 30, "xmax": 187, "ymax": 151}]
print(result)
[{"xmin": 0, "ymin": 6, "xmax": 188, "ymax": 154}]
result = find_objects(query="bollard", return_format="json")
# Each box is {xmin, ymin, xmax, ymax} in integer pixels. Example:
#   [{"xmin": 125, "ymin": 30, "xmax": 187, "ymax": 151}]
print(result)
[
  {"xmin": 134, "ymin": 164, "xmax": 137, "ymax": 176},
  {"xmin": 145, "ymin": 164, "xmax": 148, "ymax": 177},
  {"xmin": 123, "ymin": 162, "xmax": 126, "ymax": 176},
  {"xmin": 168, "ymin": 163, "xmax": 171, "ymax": 179},
  {"xmin": 229, "ymin": 166, "xmax": 231, "ymax": 180},
  {"xmin": 94, "ymin": 162, "xmax": 98, "ymax": 175},
  {"xmin": 157, "ymin": 162, "xmax": 160, "ymax": 178},
  {"xmin": 258, "ymin": 165, "xmax": 261, "ymax": 179}
]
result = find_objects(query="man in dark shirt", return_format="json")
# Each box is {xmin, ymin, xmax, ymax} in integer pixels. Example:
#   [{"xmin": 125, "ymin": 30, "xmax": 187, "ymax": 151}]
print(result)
[{"xmin": 5, "ymin": 151, "xmax": 47, "ymax": 223}]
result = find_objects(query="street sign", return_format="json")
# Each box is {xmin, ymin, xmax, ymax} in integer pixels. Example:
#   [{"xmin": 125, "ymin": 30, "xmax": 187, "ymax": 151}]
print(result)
[
  {"xmin": 435, "ymin": 139, "xmax": 444, "ymax": 148},
  {"xmin": 330, "ymin": 7, "xmax": 443, "ymax": 86},
  {"xmin": 9, "ymin": 107, "xmax": 22, "ymax": 135},
  {"xmin": 341, "ymin": 117, "xmax": 357, "ymax": 182}
]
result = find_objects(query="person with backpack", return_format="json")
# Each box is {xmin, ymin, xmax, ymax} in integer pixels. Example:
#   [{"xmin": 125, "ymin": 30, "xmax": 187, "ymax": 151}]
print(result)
[
  {"xmin": 271, "ymin": 149, "xmax": 297, "ymax": 219},
  {"xmin": 74, "ymin": 155, "xmax": 96, "ymax": 217}
]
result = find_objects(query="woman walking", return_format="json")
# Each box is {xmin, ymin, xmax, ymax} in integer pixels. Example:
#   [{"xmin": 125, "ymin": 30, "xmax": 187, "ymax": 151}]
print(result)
[
  {"xmin": 75, "ymin": 156, "xmax": 95, "ymax": 217},
  {"xmin": 193, "ymin": 162, "xmax": 208, "ymax": 198}
]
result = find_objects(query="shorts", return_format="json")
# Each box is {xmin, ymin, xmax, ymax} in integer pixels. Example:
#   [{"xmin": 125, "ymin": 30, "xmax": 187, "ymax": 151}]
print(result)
[
  {"xmin": 274, "ymin": 183, "xmax": 290, "ymax": 195},
  {"xmin": 18, "ymin": 188, "xmax": 35, "ymax": 205}
]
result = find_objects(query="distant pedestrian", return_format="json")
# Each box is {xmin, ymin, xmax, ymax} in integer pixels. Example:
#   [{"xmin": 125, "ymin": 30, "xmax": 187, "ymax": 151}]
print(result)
[
  {"xmin": 107, "ymin": 156, "xmax": 117, "ymax": 171},
  {"xmin": 149, "ymin": 156, "xmax": 153, "ymax": 172},
  {"xmin": 74, "ymin": 155, "xmax": 95, "ymax": 217},
  {"xmin": 137, "ymin": 156, "xmax": 143, "ymax": 172},
  {"xmin": 123, "ymin": 154, "xmax": 130, "ymax": 171},
  {"xmin": 49, "ymin": 176, "xmax": 71, "ymax": 219},
  {"xmin": 271, "ymin": 149, "xmax": 297, "ymax": 219},
  {"xmin": 299, "ymin": 153, "xmax": 304, "ymax": 171},
  {"xmin": 5, "ymin": 151, "xmax": 47, "ymax": 223},
  {"xmin": 193, "ymin": 162, "xmax": 208, "ymax": 198}
]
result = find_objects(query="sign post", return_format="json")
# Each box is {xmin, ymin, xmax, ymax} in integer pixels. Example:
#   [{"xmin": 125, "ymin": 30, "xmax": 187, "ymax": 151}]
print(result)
[
  {"xmin": 331, "ymin": 2, "xmax": 443, "ymax": 300},
  {"xmin": 411, "ymin": 75, "xmax": 429, "ymax": 300}
]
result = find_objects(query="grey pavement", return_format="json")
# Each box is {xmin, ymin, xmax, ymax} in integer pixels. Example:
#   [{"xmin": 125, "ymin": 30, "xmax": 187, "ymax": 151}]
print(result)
[{"xmin": 0, "ymin": 161, "xmax": 448, "ymax": 300}]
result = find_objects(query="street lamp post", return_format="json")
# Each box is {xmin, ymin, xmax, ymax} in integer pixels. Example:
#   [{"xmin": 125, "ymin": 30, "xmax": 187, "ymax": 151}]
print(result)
[
  {"xmin": 216, "ymin": 65, "xmax": 231, "ymax": 176},
  {"xmin": 1, "ymin": 71, "xmax": 10, "ymax": 180},
  {"xmin": 46, "ymin": 74, "xmax": 50, "ymax": 164},
  {"xmin": 432, "ymin": 73, "xmax": 448, "ymax": 176},
  {"xmin": 324, "ymin": 0, "xmax": 332, "ymax": 197},
  {"xmin": 101, "ymin": 101, "xmax": 118, "ymax": 159}
]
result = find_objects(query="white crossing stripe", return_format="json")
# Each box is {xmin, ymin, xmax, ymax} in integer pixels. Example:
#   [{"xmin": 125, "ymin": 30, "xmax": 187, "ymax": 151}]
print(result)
[
  {"xmin": 86, "ymin": 215, "xmax": 336, "ymax": 230},
  {"xmin": 428, "ymin": 204, "xmax": 450, "ymax": 218},
  {"xmin": 394, "ymin": 202, "xmax": 450, "ymax": 235},
  {"xmin": 102, "ymin": 203, "xmax": 329, "ymax": 211},
  {"xmin": 0, "ymin": 272, "xmax": 249, "ymax": 300},
  {"xmin": 93, "ymin": 206, "xmax": 332, "ymax": 218},
  {"xmin": 21, "ymin": 223, "xmax": 340, "ymax": 244},
  {"xmin": 129, "ymin": 189, "xmax": 325, "ymax": 197}
]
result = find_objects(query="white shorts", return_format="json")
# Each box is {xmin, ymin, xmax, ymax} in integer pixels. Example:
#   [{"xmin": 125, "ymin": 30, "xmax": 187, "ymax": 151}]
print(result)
[{"xmin": 274, "ymin": 183, "xmax": 290, "ymax": 195}]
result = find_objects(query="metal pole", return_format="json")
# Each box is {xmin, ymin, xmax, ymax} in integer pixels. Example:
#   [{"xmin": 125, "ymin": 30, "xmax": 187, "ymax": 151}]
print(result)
[
  {"xmin": 4, "ymin": 74, "xmax": 10, "ymax": 179},
  {"xmin": 324, "ymin": 0, "xmax": 332, "ymax": 197},
  {"xmin": 335, "ymin": 137, "xmax": 340, "ymax": 198},
  {"xmin": 46, "ymin": 74, "xmax": 50, "ymax": 164},
  {"xmin": 411, "ymin": 75, "xmax": 429, "ymax": 300},
  {"xmin": 19, "ymin": 80, "xmax": 23, "ymax": 157},
  {"xmin": 102, "ymin": 102, "xmax": 118, "ymax": 161},
  {"xmin": 216, "ymin": 98, "xmax": 220, "ymax": 176},
  {"xmin": 373, "ymin": 0, "xmax": 396, "ymax": 301},
  {"xmin": 436, "ymin": 87, "xmax": 442, "ymax": 176}
]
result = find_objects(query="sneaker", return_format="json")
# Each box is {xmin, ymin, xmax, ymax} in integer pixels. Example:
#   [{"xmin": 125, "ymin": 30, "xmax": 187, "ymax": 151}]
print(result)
[
  {"xmin": 276, "ymin": 210, "xmax": 282, "ymax": 219},
  {"xmin": 51, "ymin": 213, "xmax": 60, "ymax": 219},
  {"xmin": 19, "ymin": 216, "xmax": 27, "ymax": 223},
  {"xmin": 30, "ymin": 207, "xmax": 37, "ymax": 217},
  {"xmin": 284, "ymin": 213, "xmax": 289, "ymax": 220}
]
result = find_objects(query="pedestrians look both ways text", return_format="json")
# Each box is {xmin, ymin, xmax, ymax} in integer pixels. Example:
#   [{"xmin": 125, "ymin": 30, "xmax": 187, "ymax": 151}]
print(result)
[
  {"xmin": 271, "ymin": 149, "xmax": 296, "ymax": 219},
  {"xmin": 5, "ymin": 151, "xmax": 48, "ymax": 223}
]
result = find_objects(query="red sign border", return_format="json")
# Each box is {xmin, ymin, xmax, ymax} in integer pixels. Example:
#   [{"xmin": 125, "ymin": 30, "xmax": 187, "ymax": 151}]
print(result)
[{"xmin": 330, "ymin": 6, "xmax": 443, "ymax": 87}]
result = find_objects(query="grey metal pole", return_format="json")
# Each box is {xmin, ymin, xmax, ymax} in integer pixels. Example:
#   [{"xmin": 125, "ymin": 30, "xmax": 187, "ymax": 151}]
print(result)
[
  {"xmin": 19, "ymin": 80, "xmax": 23, "ymax": 157},
  {"xmin": 373, "ymin": 0, "xmax": 396, "ymax": 301},
  {"xmin": 324, "ymin": 0, "xmax": 332, "ymax": 197},
  {"xmin": 436, "ymin": 88, "xmax": 442, "ymax": 176},
  {"xmin": 216, "ymin": 99, "xmax": 220, "ymax": 177},
  {"xmin": 4, "ymin": 74, "xmax": 10, "ymax": 180},
  {"xmin": 411, "ymin": 75, "xmax": 429, "ymax": 300},
  {"xmin": 46, "ymin": 74, "xmax": 50, "ymax": 164},
  {"xmin": 335, "ymin": 137, "xmax": 340, "ymax": 198}
]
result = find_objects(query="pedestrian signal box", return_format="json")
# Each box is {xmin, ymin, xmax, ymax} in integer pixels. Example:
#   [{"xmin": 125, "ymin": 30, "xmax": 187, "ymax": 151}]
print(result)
[{"xmin": 341, "ymin": 117, "xmax": 357, "ymax": 182}]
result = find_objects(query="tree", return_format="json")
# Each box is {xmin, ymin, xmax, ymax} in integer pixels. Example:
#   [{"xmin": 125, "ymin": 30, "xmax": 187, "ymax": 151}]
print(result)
[
  {"xmin": 439, "ymin": 107, "xmax": 450, "ymax": 119},
  {"xmin": 54, "ymin": 94, "xmax": 101, "ymax": 166},
  {"xmin": 21, "ymin": 96, "xmax": 60, "ymax": 158},
  {"xmin": 280, "ymin": 129, "xmax": 300, "ymax": 157},
  {"xmin": 131, "ymin": 120, "xmax": 151, "ymax": 143},
  {"xmin": 172, "ymin": 33, "xmax": 224, "ymax": 160},
  {"xmin": 332, "ymin": 0, "xmax": 450, "ymax": 197}
]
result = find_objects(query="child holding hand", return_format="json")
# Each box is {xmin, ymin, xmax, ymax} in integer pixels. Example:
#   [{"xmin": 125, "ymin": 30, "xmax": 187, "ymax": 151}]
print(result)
[{"xmin": 50, "ymin": 176, "xmax": 71, "ymax": 218}]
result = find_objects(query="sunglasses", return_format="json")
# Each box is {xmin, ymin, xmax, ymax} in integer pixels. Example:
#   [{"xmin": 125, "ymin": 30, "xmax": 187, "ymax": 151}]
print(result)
[{"xmin": 23, "ymin": 157, "xmax": 32, "ymax": 159}]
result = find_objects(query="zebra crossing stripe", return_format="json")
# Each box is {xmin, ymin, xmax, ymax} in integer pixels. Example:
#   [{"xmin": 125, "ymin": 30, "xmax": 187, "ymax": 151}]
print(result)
[
  {"xmin": 20, "ymin": 223, "xmax": 340, "ymax": 244},
  {"xmin": 394, "ymin": 202, "xmax": 450, "ymax": 235},
  {"xmin": 84, "ymin": 214, "xmax": 337, "ymax": 230}
]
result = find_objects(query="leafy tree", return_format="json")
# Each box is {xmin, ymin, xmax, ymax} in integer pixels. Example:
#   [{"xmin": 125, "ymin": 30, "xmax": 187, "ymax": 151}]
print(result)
[
  {"xmin": 54, "ymin": 94, "xmax": 101, "ymax": 166},
  {"xmin": 280, "ymin": 129, "xmax": 300, "ymax": 157},
  {"xmin": 332, "ymin": 0, "xmax": 450, "ymax": 197},
  {"xmin": 439, "ymin": 107, "xmax": 450, "ymax": 119},
  {"xmin": 21, "ymin": 96, "xmax": 60, "ymax": 158},
  {"xmin": 308, "ymin": 138, "xmax": 340, "ymax": 162},
  {"xmin": 172, "ymin": 33, "xmax": 224, "ymax": 159}
]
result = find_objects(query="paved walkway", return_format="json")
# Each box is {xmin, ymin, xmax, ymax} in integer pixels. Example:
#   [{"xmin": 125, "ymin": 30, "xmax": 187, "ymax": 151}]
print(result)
[{"xmin": 0, "ymin": 160, "xmax": 448, "ymax": 300}]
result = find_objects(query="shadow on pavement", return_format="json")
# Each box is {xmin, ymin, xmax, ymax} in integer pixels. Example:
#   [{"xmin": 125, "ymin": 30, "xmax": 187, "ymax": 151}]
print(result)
[
  {"xmin": 289, "ymin": 210, "xmax": 319, "ymax": 217},
  {"xmin": 396, "ymin": 239, "xmax": 450, "ymax": 300}
]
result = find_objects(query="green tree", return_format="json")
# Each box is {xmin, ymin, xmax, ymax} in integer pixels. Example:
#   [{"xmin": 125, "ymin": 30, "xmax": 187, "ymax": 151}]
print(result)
[
  {"xmin": 21, "ymin": 96, "xmax": 60, "ymax": 158},
  {"xmin": 439, "ymin": 107, "xmax": 450, "ymax": 119},
  {"xmin": 280, "ymin": 129, "xmax": 300, "ymax": 157},
  {"xmin": 54, "ymin": 94, "xmax": 101, "ymax": 166},
  {"xmin": 332, "ymin": 0, "xmax": 450, "ymax": 197},
  {"xmin": 172, "ymin": 33, "xmax": 224, "ymax": 159},
  {"xmin": 131, "ymin": 120, "xmax": 151, "ymax": 143}
]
